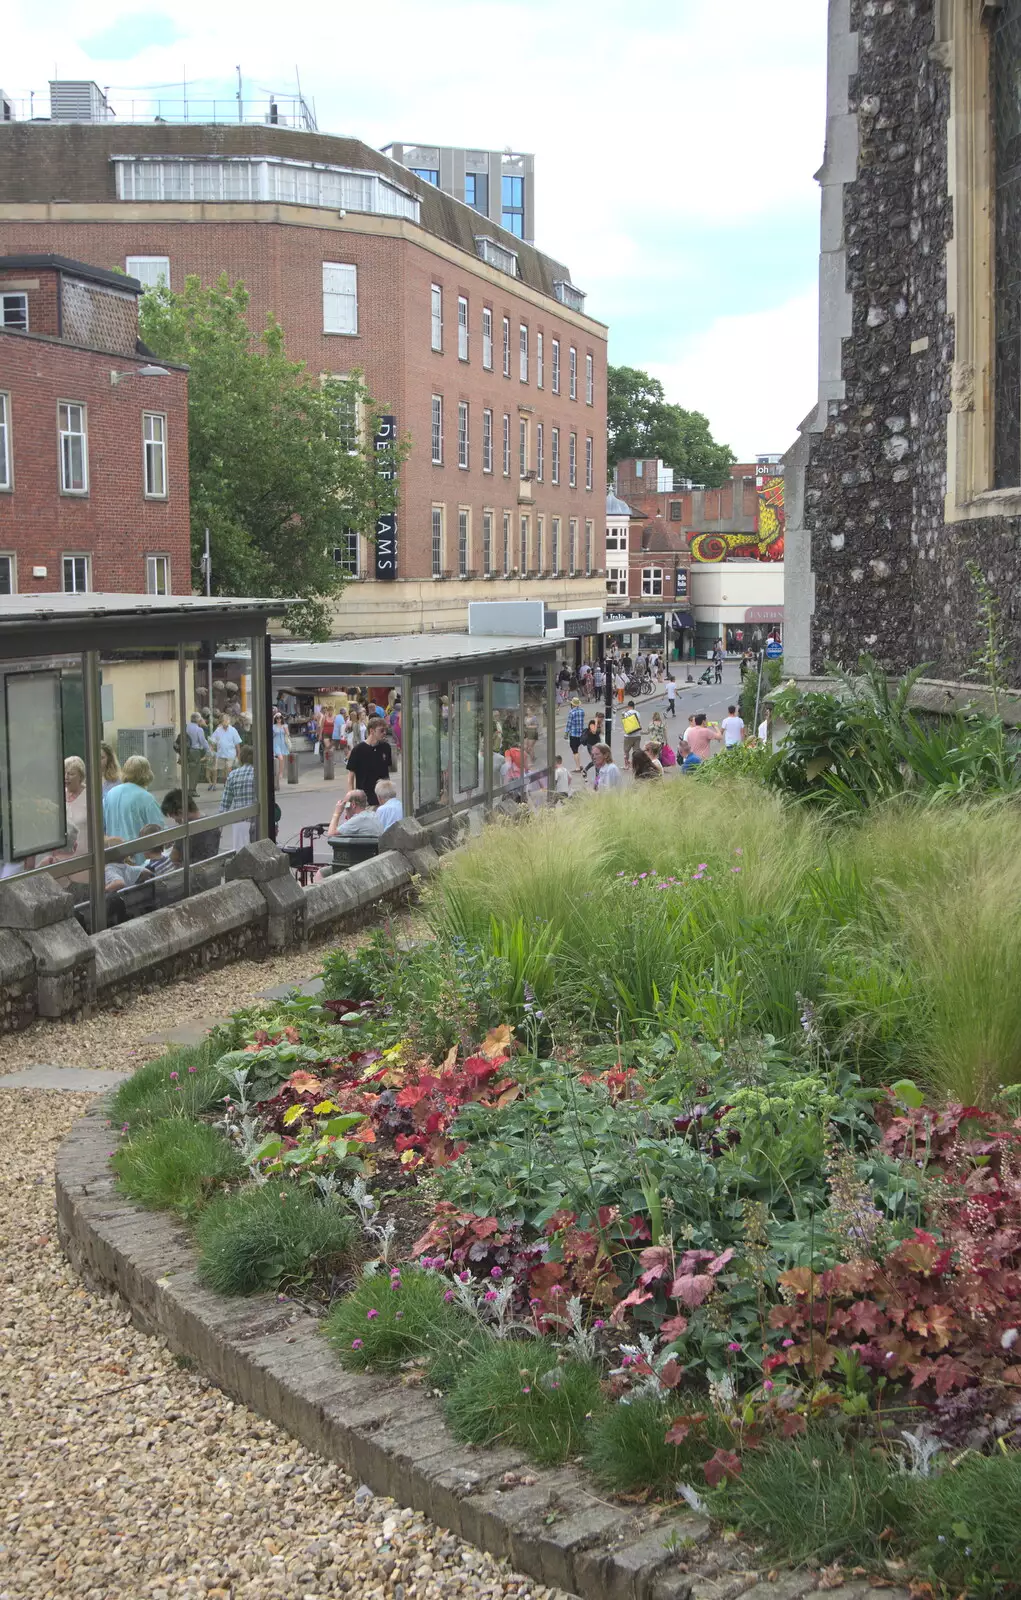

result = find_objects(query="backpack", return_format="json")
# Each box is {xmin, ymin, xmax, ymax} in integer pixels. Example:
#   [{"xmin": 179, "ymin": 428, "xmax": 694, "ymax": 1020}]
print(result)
[{"xmin": 621, "ymin": 710, "xmax": 642, "ymax": 735}]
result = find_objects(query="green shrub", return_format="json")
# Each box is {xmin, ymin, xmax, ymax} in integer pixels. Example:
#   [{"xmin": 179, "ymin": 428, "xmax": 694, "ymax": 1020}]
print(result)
[
  {"xmin": 323, "ymin": 1267, "xmax": 469, "ymax": 1373},
  {"xmin": 109, "ymin": 1041, "xmax": 224, "ymax": 1129},
  {"xmin": 195, "ymin": 1184, "xmax": 357, "ymax": 1296},
  {"xmin": 444, "ymin": 1338, "xmax": 602, "ymax": 1465},
  {"xmin": 586, "ymin": 1396, "xmax": 733, "ymax": 1496},
  {"xmin": 709, "ymin": 1426, "xmax": 911, "ymax": 1568},
  {"xmin": 910, "ymin": 1449, "xmax": 1021, "ymax": 1594},
  {"xmin": 111, "ymin": 1119, "xmax": 243, "ymax": 1218}
]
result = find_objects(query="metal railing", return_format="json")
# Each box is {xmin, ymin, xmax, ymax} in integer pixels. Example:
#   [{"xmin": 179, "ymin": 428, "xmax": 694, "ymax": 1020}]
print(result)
[{"xmin": 7, "ymin": 91, "xmax": 318, "ymax": 131}]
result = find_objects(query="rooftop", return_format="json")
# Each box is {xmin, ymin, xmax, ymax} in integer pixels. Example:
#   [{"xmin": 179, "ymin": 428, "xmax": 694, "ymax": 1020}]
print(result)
[
  {"xmin": 270, "ymin": 632, "xmax": 561, "ymax": 680},
  {"xmin": 0, "ymin": 253, "xmax": 143, "ymax": 294}
]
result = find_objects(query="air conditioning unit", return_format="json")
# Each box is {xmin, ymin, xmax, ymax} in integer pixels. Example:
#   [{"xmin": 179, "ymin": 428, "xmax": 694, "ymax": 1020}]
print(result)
[{"xmin": 116, "ymin": 726, "xmax": 177, "ymax": 790}]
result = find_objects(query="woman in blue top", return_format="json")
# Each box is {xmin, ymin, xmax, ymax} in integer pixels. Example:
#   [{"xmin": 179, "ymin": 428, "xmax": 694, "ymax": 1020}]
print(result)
[
  {"xmin": 272, "ymin": 714, "xmax": 290, "ymax": 783},
  {"xmin": 102, "ymin": 755, "xmax": 166, "ymax": 862}
]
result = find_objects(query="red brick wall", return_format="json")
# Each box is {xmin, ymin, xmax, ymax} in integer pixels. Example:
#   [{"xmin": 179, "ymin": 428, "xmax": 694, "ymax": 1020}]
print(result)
[
  {"xmin": 0, "ymin": 267, "xmax": 61, "ymax": 337},
  {"xmin": 0, "ymin": 332, "xmax": 190, "ymax": 593},
  {"xmin": 0, "ymin": 218, "xmax": 607, "ymax": 584}
]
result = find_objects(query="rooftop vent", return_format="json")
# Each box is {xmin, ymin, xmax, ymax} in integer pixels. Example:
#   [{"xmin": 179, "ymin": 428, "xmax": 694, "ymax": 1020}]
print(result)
[{"xmin": 49, "ymin": 80, "xmax": 113, "ymax": 123}]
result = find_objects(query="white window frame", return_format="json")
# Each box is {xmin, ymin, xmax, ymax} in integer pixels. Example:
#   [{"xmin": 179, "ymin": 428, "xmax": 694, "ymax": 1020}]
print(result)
[
  {"xmin": 126, "ymin": 255, "xmax": 170, "ymax": 291},
  {"xmin": 457, "ymin": 295, "xmax": 469, "ymax": 361},
  {"xmin": 333, "ymin": 530, "xmax": 360, "ymax": 578},
  {"xmin": 503, "ymin": 413, "xmax": 511, "ymax": 477},
  {"xmin": 0, "ymin": 392, "xmax": 11, "ymax": 490},
  {"xmin": 502, "ymin": 317, "xmax": 511, "ymax": 378},
  {"xmin": 536, "ymin": 421, "xmax": 544, "ymax": 483},
  {"xmin": 482, "ymin": 509, "xmax": 493, "ymax": 575},
  {"xmin": 536, "ymin": 332, "xmax": 544, "ymax": 389},
  {"xmin": 58, "ymin": 401, "xmax": 88, "ymax": 495},
  {"xmin": 431, "ymin": 283, "xmax": 443, "ymax": 351},
  {"xmin": 457, "ymin": 401, "xmax": 470, "ymax": 469},
  {"xmin": 458, "ymin": 507, "xmax": 470, "ymax": 577},
  {"xmin": 431, "ymin": 395, "xmax": 444, "ymax": 464},
  {"xmin": 519, "ymin": 514, "xmax": 529, "ymax": 573},
  {"xmin": 431, "ymin": 505, "xmax": 445, "ymax": 577},
  {"xmin": 551, "ymin": 517, "xmax": 561, "ymax": 576},
  {"xmin": 519, "ymin": 323, "xmax": 528, "ymax": 383},
  {"xmin": 551, "ymin": 338, "xmax": 561, "ymax": 395},
  {"xmin": 62, "ymin": 553, "xmax": 91, "ymax": 593},
  {"xmin": 1, "ymin": 292, "xmax": 28, "ymax": 331},
  {"xmin": 143, "ymin": 411, "xmax": 167, "ymax": 499},
  {"xmin": 322, "ymin": 261, "xmax": 358, "ymax": 335},
  {"xmin": 145, "ymin": 553, "xmax": 171, "ymax": 594},
  {"xmin": 642, "ymin": 566, "xmax": 664, "ymax": 597},
  {"xmin": 585, "ymin": 435, "xmax": 594, "ymax": 492},
  {"xmin": 482, "ymin": 408, "xmax": 493, "ymax": 473},
  {"xmin": 586, "ymin": 352, "xmax": 594, "ymax": 406},
  {"xmin": 569, "ymin": 346, "xmax": 578, "ymax": 400},
  {"xmin": 482, "ymin": 307, "xmax": 493, "ymax": 370},
  {"xmin": 520, "ymin": 419, "xmax": 529, "ymax": 479},
  {"xmin": 503, "ymin": 511, "xmax": 511, "ymax": 576},
  {"xmin": 585, "ymin": 519, "xmax": 594, "ymax": 574},
  {"xmin": 569, "ymin": 432, "xmax": 577, "ymax": 488},
  {"xmin": 568, "ymin": 518, "xmax": 578, "ymax": 576},
  {"xmin": 551, "ymin": 426, "xmax": 560, "ymax": 486},
  {"xmin": 0, "ymin": 553, "xmax": 15, "ymax": 595},
  {"xmin": 606, "ymin": 566, "xmax": 629, "ymax": 598},
  {"xmin": 536, "ymin": 515, "xmax": 545, "ymax": 572}
]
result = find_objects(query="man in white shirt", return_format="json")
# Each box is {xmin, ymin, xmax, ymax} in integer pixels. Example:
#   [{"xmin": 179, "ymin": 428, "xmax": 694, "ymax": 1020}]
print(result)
[
  {"xmin": 553, "ymin": 756, "xmax": 572, "ymax": 802},
  {"xmin": 721, "ymin": 705, "xmax": 745, "ymax": 750},
  {"xmin": 375, "ymin": 779, "xmax": 404, "ymax": 832},
  {"xmin": 665, "ymin": 677, "xmax": 677, "ymax": 717}
]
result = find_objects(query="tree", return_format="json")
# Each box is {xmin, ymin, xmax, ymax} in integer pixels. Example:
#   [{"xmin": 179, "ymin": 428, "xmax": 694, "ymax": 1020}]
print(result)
[
  {"xmin": 607, "ymin": 365, "xmax": 735, "ymax": 487},
  {"xmin": 139, "ymin": 275, "xmax": 403, "ymax": 639}
]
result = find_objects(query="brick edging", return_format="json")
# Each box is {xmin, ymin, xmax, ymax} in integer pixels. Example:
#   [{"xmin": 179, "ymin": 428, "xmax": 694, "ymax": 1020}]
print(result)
[{"xmin": 55, "ymin": 1106, "xmax": 908, "ymax": 1600}]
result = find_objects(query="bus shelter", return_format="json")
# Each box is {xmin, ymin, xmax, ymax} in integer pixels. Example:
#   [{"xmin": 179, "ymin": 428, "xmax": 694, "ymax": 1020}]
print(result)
[
  {"xmin": 269, "ymin": 633, "xmax": 560, "ymax": 823},
  {"xmin": 0, "ymin": 594, "xmax": 286, "ymax": 932}
]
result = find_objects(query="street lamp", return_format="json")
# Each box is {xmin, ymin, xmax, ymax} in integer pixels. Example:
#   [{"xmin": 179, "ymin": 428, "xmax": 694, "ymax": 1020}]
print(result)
[{"xmin": 109, "ymin": 363, "xmax": 170, "ymax": 386}]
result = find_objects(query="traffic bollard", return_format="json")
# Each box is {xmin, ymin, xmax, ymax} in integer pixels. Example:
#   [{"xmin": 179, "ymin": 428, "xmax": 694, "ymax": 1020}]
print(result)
[
  {"xmin": 323, "ymin": 751, "xmax": 335, "ymax": 780},
  {"xmin": 286, "ymin": 752, "xmax": 299, "ymax": 784}
]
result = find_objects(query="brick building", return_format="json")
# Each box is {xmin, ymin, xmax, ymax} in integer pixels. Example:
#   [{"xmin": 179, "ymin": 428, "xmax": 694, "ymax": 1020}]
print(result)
[
  {"xmin": 613, "ymin": 457, "xmax": 762, "ymax": 547},
  {"xmin": 0, "ymin": 112, "xmax": 608, "ymax": 635},
  {"xmin": 0, "ymin": 254, "xmax": 190, "ymax": 596}
]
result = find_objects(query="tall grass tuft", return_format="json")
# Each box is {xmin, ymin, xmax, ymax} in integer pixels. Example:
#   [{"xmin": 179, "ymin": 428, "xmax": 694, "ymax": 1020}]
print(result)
[
  {"xmin": 109, "ymin": 1040, "xmax": 224, "ymax": 1129},
  {"xmin": 195, "ymin": 1185, "xmax": 357, "ymax": 1296},
  {"xmin": 444, "ymin": 1338, "xmax": 602, "ymax": 1465},
  {"xmin": 111, "ymin": 1119, "xmax": 243, "ymax": 1218}
]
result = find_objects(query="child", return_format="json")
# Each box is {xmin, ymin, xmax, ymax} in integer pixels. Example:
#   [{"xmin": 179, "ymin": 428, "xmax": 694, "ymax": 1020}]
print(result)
[
  {"xmin": 553, "ymin": 754, "xmax": 572, "ymax": 802},
  {"xmin": 649, "ymin": 710, "xmax": 667, "ymax": 744},
  {"xmin": 135, "ymin": 822, "xmax": 174, "ymax": 878}
]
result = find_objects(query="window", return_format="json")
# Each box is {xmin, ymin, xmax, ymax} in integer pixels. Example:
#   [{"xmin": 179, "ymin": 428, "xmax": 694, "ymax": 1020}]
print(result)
[
  {"xmin": 116, "ymin": 158, "xmax": 420, "ymax": 222},
  {"xmin": 1, "ymin": 293, "xmax": 28, "ymax": 331},
  {"xmin": 475, "ymin": 236, "xmax": 518, "ymax": 274},
  {"xmin": 457, "ymin": 401, "xmax": 469, "ymax": 469},
  {"xmin": 482, "ymin": 510, "xmax": 493, "ymax": 575},
  {"xmin": 458, "ymin": 509, "xmax": 470, "ymax": 577},
  {"xmin": 568, "ymin": 519, "xmax": 578, "ymax": 576},
  {"xmin": 569, "ymin": 347, "xmax": 578, "ymax": 400},
  {"xmin": 536, "ymin": 515, "xmax": 545, "ymax": 572},
  {"xmin": 537, "ymin": 332, "xmax": 544, "ymax": 389},
  {"xmin": 584, "ymin": 519, "xmax": 594, "ymax": 574},
  {"xmin": 519, "ymin": 324, "xmax": 528, "ymax": 382},
  {"xmin": 0, "ymin": 393, "xmax": 10, "ymax": 489},
  {"xmin": 607, "ymin": 567, "xmax": 628, "ymax": 597},
  {"xmin": 0, "ymin": 555, "xmax": 13, "ymax": 595},
  {"xmin": 669, "ymin": 501, "xmax": 683, "ymax": 520},
  {"xmin": 554, "ymin": 280, "xmax": 587, "ymax": 312},
  {"xmin": 431, "ymin": 284, "xmax": 443, "ymax": 351},
  {"xmin": 431, "ymin": 395, "xmax": 443, "ymax": 464},
  {"xmin": 551, "ymin": 517, "xmax": 561, "ymax": 575},
  {"xmin": 502, "ymin": 173, "xmax": 524, "ymax": 237},
  {"xmin": 143, "ymin": 412, "xmax": 167, "ymax": 498},
  {"xmin": 410, "ymin": 166, "xmax": 439, "ymax": 185},
  {"xmin": 431, "ymin": 506, "xmax": 445, "ymax": 577},
  {"xmin": 606, "ymin": 525, "xmax": 628, "ymax": 552},
  {"xmin": 332, "ymin": 378, "xmax": 361, "ymax": 452},
  {"xmin": 586, "ymin": 352, "xmax": 594, "ymax": 406},
  {"xmin": 145, "ymin": 554, "xmax": 171, "ymax": 594},
  {"xmin": 58, "ymin": 402, "xmax": 88, "ymax": 493},
  {"xmin": 519, "ymin": 514, "xmax": 529, "ymax": 572},
  {"xmin": 465, "ymin": 172, "xmax": 488, "ymax": 212},
  {"xmin": 482, "ymin": 307, "xmax": 493, "ymax": 370},
  {"xmin": 536, "ymin": 422, "xmax": 544, "ymax": 482},
  {"xmin": 642, "ymin": 566, "xmax": 664, "ymax": 597},
  {"xmin": 457, "ymin": 296, "xmax": 469, "ymax": 360},
  {"xmin": 569, "ymin": 432, "xmax": 577, "ymax": 488},
  {"xmin": 502, "ymin": 317, "xmax": 511, "ymax": 377},
  {"xmin": 333, "ymin": 530, "xmax": 359, "ymax": 577},
  {"xmin": 551, "ymin": 339, "xmax": 560, "ymax": 394},
  {"xmin": 551, "ymin": 426, "xmax": 560, "ymax": 485},
  {"xmin": 585, "ymin": 436, "xmax": 594, "ymax": 492},
  {"xmin": 482, "ymin": 408, "xmax": 493, "ymax": 473},
  {"xmin": 519, "ymin": 419, "xmax": 528, "ymax": 478},
  {"xmin": 503, "ymin": 413, "xmax": 511, "ymax": 476},
  {"xmin": 322, "ymin": 262, "xmax": 357, "ymax": 335},
  {"xmin": 63, "ymin": 554, "xmax": 90, "ymax": 593},
  {"xmin": 126, "ymin": 255, "xmax": 169, "ymax": 291},
  {"xmin": 503, "ymin": 511, "xmax": 511, "ymax": 575}
]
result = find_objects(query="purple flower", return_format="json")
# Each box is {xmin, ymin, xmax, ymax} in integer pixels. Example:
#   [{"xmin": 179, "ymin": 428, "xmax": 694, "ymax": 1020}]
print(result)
[
  {"xmin": 352, "ymin": 1338, "xmax": 363, "ymax": 1350},
  {"xmin": 782, "ymin": 1339, "xmax": 795, "ymax": 1349},
  {"xmin": 593, "ymin": 1320, "xmax": 606, "ymax": 1330},
  {"xmin": 731, "ymin": 867, "xmax": 741, "ymax": 874},
  {"xmin": 458, "ymin": 1270, "xmax": 471, "ymax": 1283},
  {"xmin": 169, "ymin": 1071, "xmax": 179, "ymax": 1082},
  {"xmin": 483, "ymin": 1290, "xmax": 498, "ymax": 1302},
  {"xmin": 762, "ymin": 1379, "xmax": 774, "ymax": 1392},
  {"xmin": 727, "ymin": 1341, "xmax": 742, "ymax": 1352},
  {"xmin": 490, "ymin": 1266, "xmax": 503, "ymax": 1280},
  {"xmin": 367, "ymin": 1308, "xmax": 379, "ymax": 1320},
  {"xmin": 444, "ymin": 1290, "xmax": 455, "ymax": 1302},
  {"xmin": 188, "ymin": 1066, "xmax": 197, "ymax": 1075}
]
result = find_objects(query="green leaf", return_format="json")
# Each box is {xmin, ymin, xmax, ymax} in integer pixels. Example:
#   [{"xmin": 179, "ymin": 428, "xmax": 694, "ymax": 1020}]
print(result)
[{"xmin": 890, "ymin": 1079, "xmax": 925, "ymax": 1109}]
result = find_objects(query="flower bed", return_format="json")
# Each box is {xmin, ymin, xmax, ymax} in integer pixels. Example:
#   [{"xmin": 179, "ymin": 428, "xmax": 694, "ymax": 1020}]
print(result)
[{"xmin": 108, "ymin": 781, "xmax": 1021, "ymax": 1596}]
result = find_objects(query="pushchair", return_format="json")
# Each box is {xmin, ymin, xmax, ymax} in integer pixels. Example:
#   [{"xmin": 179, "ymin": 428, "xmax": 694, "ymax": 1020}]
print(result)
[{"xmin": 696, "ymin": 664, "xmax": 714, "ymax": 685}]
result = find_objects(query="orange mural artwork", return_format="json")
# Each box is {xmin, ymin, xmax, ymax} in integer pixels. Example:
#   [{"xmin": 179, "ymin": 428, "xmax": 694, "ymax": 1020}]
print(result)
[{"xmin": 688, "ymin": 470, "xmax": 786, "ymax": 563}]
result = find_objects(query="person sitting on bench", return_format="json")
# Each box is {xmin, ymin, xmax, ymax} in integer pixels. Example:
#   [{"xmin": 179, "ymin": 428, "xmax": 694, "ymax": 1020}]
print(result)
[{"xmin": 327, "ymin": 789, "xmax": 381, "ymax": 842}]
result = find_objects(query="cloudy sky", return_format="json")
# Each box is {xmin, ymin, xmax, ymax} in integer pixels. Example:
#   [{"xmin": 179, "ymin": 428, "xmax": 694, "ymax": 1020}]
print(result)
[{"xmin": 10, "ymin": 0, "xmax": 828, "ymax": 459}]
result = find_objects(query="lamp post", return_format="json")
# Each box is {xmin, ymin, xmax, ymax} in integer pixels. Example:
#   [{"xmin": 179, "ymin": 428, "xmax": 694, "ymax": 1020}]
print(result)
[{"xmin": 109, "ymin": 364, "xmax": 171, "ymax": 386}]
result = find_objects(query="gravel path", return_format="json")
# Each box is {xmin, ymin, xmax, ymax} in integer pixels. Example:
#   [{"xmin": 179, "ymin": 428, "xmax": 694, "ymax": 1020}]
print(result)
[{"xmin": 1, "ymin": 929, "xmax": 564, "ymax": 1600}]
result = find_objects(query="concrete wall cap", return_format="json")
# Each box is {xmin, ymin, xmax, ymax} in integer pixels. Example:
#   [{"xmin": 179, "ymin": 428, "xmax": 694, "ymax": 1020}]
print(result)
[
  {"xmin": 224, "ymin": 838, "xmax": 292, "ymax": 884},
  {"xmin": 0, "ymin": 873, "xmax": 74, "ymax": 929},
  {"xmin": 21, "ymin": 915, "xmax": 95, "ymax": 975}
]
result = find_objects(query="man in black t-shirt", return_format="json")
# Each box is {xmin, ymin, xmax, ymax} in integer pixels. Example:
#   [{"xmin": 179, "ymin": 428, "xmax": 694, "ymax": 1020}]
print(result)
[{"xmin": 345, "ymin": 717, "xmax": 393, "ymax": 806}]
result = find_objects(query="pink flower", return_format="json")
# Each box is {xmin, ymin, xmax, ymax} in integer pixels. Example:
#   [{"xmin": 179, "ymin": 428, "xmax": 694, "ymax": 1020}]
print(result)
[
  {"xmin": 782, "ymin": 1339, "xmax": 795, "ymax": 1349},
  {"xmin": 727, "ymin": 1341, "xmax": 742, "ymax": 1352},
  {"xmin": 490, "ymin": 1266, "xmax": 503, "ymax": 1280},
  {"xmin": 351, "ymin": 1339, "xmax": 363, "ymax": 1350},
  {"xmin": 188, "ymin": 1066, "xmax": 197, "ymax": 1075},
  {"xmin": 521, "ymin": 1386, "xmax": 531, "ymax": 1394},
  {"xmin": 483, "ymin": 1290, "xmax": 498, "ymax": 1302},
  {"xmin": 762, "ymin": 1379, "xmax": 774, "ymax": 1392},
  {"xmin": 731, "ymin": 867, "xmax": 742, "ymax": 874},
  {"xmin": 458, "ymin": 1270, "xmax": 471, "ymax": 1283},
  {"xmin": 366, "ymin": 1308, "xmax": 379, "ymax": 1320},
  {"xmin": 444, "ymin": 1290, "xmax": 454, "ymax": 1302},
  {"xmin": 169, "ymin": 1071, "xmax": 179, "ymax": 1081},
  {"xmin": 593, "ymin": 1320, "xmax": 606, "ymax": 1330}
]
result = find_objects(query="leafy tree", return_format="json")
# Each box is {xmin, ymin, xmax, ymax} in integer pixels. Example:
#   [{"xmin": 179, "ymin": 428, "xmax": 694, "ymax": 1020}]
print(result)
[
  {"xmin": 607, "ymin": 365, "xmax": 735, "ymax": 487},
  {"xmin": 139, "ymin": 275, "xmax": 403, "ymax": 639}
]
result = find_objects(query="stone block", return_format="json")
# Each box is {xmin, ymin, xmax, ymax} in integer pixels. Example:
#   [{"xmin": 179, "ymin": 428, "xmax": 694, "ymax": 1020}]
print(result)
[
  {"xmin": 304, "ymin": 849, "xmax": 412, "ymax": 935},
  {"xmin": 257, "ymin": 873, "xmax": 306, "ymax": 951},
  {"xmin": 406, "ymin": 845, "xmax": 440, "ymax": 877},
  {"xmin": 224, "ymin": 837, "xmax": 291, "ymax": 883},
  {"xmin": 378, "ymin": 816, "xmax": 429, "ymax": 854},
  {"xmin": 21, "ymin": 916, "xmax": 95, "ymax": 1017},
  {"xmin": 0, "ymin": 873, "xmax": 73, "ymax": 930},
  {"xmin": 737, "ymin": 1579, "xmax": 818, "ymax": 1600},
  {"xmin": 575, "ymin": 1521, "xmax": 701, "ymax": 1600},
  {"xmin": 93, "ymin": 880, "xmax": 266, "ymax": 994},
  {"xmin": 0, "ymin": 927, "xmax": 34, "ymax": 985}
]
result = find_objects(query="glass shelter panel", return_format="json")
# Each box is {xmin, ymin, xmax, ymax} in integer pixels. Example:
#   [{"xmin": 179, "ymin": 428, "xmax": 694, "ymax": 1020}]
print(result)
[
  {"xmin": 411, "ymin": 681, "xmax": 446, "ymax": 813},
  {"xmin": 451, "ymin": 678, "xmax": 483, "ymax": 805}
]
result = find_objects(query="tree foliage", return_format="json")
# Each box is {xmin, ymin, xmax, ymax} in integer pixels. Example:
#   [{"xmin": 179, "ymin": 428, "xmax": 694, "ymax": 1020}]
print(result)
[
  {"xmin": 607, "ymin": 365, "xmax": 735, "ymax": 487},
  {"xmin": 139, "ymin": 275, "xmax": 402, "ymax": 638}
]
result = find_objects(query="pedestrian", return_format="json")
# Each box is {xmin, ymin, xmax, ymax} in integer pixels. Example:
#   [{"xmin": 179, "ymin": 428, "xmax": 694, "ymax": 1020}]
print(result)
[
  {"xmin": 649, "ymin": 710, "xmax": 667, "ymax": 745},
  {"xmin": 64, "ymin": 755, "xmax": 89, "ymax": 851},
  {"xmin": 565, "ymin": 695, "xmax": 586, "ymax": 771},
  {"xmin": 591, "ymin": 742, "xmax": 623, "ymax": 792},
  {"xmin": 176, "ymin": 710, "xmax": 211, "ymax": 790},
  {"xmin": 219, "ymin": 743, "xmax": 257, "ymax": 851},
  {"xmin": 581, "ymin": 714, "xmax": 603, "ymax": 777},
  {"xmin": 161, "ymin": 788, "xmax": 220, "ymax": 862},
  {"xmin": 272, "ymin": 713, "xmax": 291, "ymax": 784},
  {"xmin": 614, "ymin": 667, "xmax": 628, "ymax": 705},
  {"xmin": 665, "ymin": 675, "xmax": 677, "ymax": 717},
  {"xmin": 621, "ymin": 700, "xmax": 643, "ymax": 769},
  {"xmin": 721, "ymin": 704, "xmax": 746, "ymax": 750},
  {"xmin": 713, "ymin": 640, "xmax": 724, "ymax": 686},
  {"xmin": 208, "ymin": 713, "xmax": 242, "ymax": 788},
  {"xmin": 681, "ymin": 713, "xmax": 723, "ymax": 770},
  {"xmin": 631, "ymin": 748, "xmax": 660, "ymax": 781},
  {"xmin": 102, "ymin": 755, "xmax": 166, "ymax": 859},
  {"xmin": 100, "ymin": 742, "xmax": 122, "ymax": 794},
  {"xmin": 328, "ymin": 788, "xmax": 381, "ymax": 841},
  {"xmin": 553, "ymin": 754, "xmax": 572, "ymax": 802},
  {"xmin": 643, "ymin": 740, "xmax": 665, "ymax": 775},
  {"xmin": 594, "ymin": 663, "xmax": 605, "ymax": 700},
  {"xmin": 345, "ymin": 716, "xmax": 393, "ymax": 806},
  {"xmin": 757, "ymin": 710, "xmax": 773, "ymax": 747},
  {"xmin": 374, "ymin": 778, "xmax": 404, "ymax": 832}
]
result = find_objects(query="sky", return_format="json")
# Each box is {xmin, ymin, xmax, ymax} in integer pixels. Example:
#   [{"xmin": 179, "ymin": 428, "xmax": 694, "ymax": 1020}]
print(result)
[{"xmin": 10, "ymin": 0, "xmax": 828, "ymax": 459}]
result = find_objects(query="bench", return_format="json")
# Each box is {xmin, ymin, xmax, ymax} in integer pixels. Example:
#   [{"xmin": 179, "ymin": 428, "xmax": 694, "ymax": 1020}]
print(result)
[{"xmin": 329, "ymin": 838, "xmax": 380, "ymax": 873}]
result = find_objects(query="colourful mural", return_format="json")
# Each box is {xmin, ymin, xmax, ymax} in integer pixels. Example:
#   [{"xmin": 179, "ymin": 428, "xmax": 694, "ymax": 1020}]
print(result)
[{"xmin": 687, "ymin": 467, "xmax": 786, "ymax": 563}]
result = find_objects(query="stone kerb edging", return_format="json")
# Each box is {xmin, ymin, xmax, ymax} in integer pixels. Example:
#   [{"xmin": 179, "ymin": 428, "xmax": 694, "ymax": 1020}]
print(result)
[{"xmin": 55, "ymin": 1109, "xmax": 909, "ymax": 1600}]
